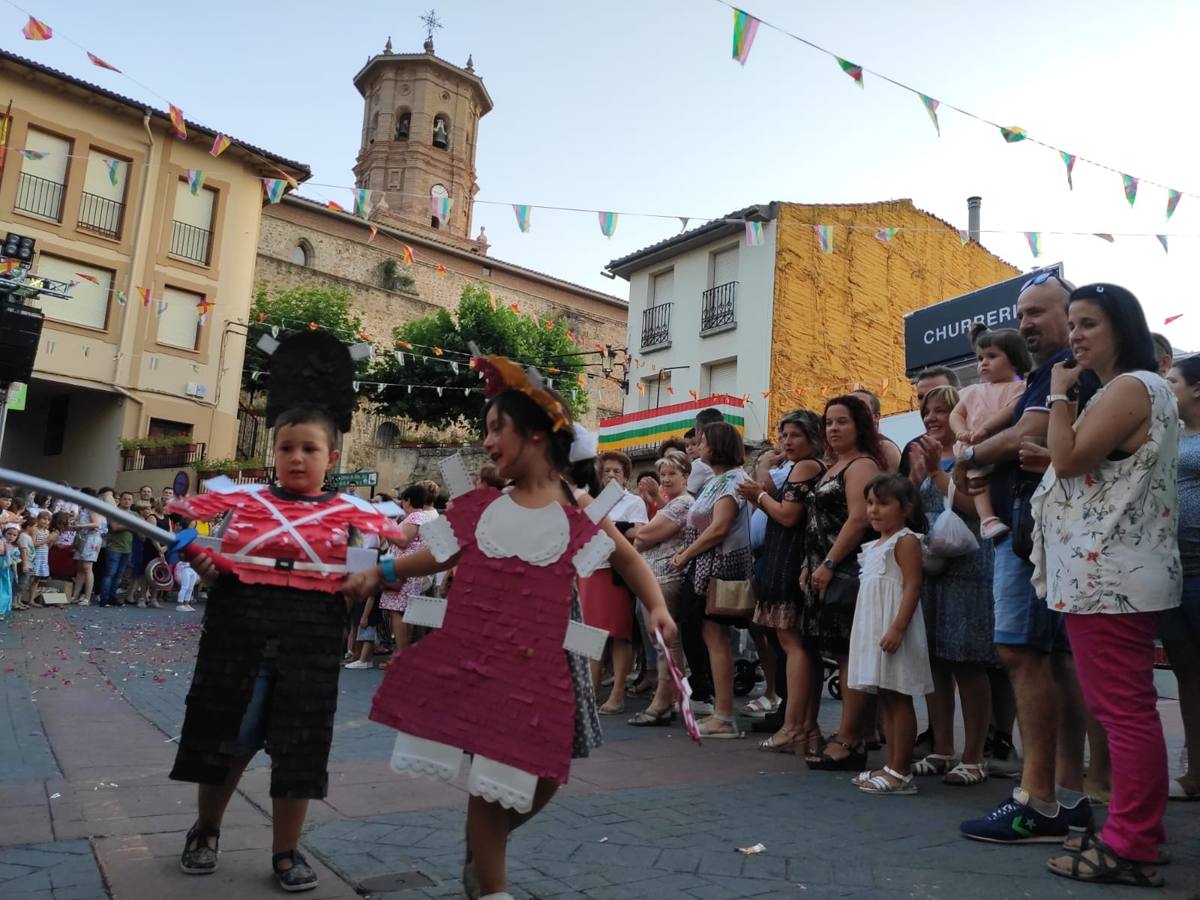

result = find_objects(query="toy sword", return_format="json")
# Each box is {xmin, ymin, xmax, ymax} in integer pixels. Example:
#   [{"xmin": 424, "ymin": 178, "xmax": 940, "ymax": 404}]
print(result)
[{"xmin": 0, "ymin": 467, "xmax": 233, "ymax": 574}]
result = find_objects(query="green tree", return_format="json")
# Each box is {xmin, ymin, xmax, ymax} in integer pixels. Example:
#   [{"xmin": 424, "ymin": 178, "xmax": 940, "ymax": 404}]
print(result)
[
  {"xmin": 242, "ymin": 283, "xmax": 369, "ymax": 399},
  {"xmin": 367, "ymin": 283, "xmax": 590, "ymax": 431}
]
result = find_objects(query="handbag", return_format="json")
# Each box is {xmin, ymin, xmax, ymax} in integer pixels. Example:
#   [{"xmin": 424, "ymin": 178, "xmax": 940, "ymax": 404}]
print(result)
[
  {"xmin": 703, "ymin": 489, "xmax": 756, "ymax": 619},
  {"xmin": 806, "ymin": 479, "xmax": 861, "ymax": 611},
  {"xmin": 924, "ymin": 480, "xmax": 979, "ymax": 559}
]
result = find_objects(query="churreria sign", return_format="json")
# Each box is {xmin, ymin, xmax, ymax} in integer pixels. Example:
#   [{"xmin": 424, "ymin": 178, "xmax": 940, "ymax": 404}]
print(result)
[{"xmin": 902, "ymin": 264, "xmax": 1063, "ymax": 374}]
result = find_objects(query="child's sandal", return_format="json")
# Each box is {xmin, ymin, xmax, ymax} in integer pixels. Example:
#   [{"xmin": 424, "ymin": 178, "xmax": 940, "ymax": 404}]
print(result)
[
  {"xmin": 911, "ymin": 753, "xmax": 957, "ymax": 776},
  {"xmin": 943, "ymin": 762, "xmax": 989, "ymax": 786},
  {"xmin": 859, "ymin": 766, "xmax": 918, "ymax": 795},
  {"xmin": 272, "ymin": 849, "xmax": 319, "ymax": 892},
  {"xmin": 179, "ymin": 822, "xmax": 220, "ymax": 875}
]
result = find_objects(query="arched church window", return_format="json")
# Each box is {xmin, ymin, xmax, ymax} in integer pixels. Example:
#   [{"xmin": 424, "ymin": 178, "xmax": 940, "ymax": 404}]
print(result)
[
  {"xmin": 432, "ymin": 114, "xmax": 450, "ymax": 149},
  {"xmin": 291, "ymin": 240, "xmax": 313, "ymax": 267},
  {"xmin": 370, "ymin": 111, "xmax": 379, "ymax": 144},
  {"xmin": 374, "ymin": 421, "xmax": 400, "ymax": 448},
  {"xmin": 395, "ymin": 111, "xmax": 410, "ymax": 141}
]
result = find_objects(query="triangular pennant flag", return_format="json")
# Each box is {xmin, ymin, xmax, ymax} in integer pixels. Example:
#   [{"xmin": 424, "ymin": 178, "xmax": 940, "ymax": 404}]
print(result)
[
  {"xmin": 598, "ymin": 211, "xmax": 618, "ymax": 238},
  {"xmin": 186, "ymin": 168, "xmax": 204, "ymax": 195},
  {"xmin": 376, "ymin": 383, "xmax": 386, "ymax": 396},
  {"xmin": 745, "ymin": 221, "xmax": 764, "ymax": 246},
  {"xmin": 1093, "ymin": 233, "xmax": 1115, "ymax": 243},
  {"xmin": 87, "ymin": 52, "xmax": 120, "ymax": 72},
  {"xmin": 437, "ymin": 264, "xmax": 447, "ymax": 277},
  {"xmin": 326, "ymin": 200, "xmax": 345, "ymax": 212},
  {"xmin": 74, "ymin": 272, "xmax": 99, "ymax": 285},
  {"xmin": 512, "ymin": 204, "xmax": 531, "ymax": 233},
  {"xmin": 666, "ymin": 386, "xmax": 674, "ymax": 395},
  {"xmin": 1165, "ymin": 315, "xmax": 1183, "ymax": 325},
  {"xmin": 354, "ymin": 188, "xmax": 371, "ymax": 217},
  {"xmin": 433, "ymin": 347, "xmax": 444, "ymax": 356},
  {"xmin": 919, "ymin": 94, "xmax": 940, "ymax": 136},
  {"xmin": 436, "ymin": 386, "xmax": 444, "ymax": 397},
  {"xmin": 368, "ymin": 225, "xmax": 378, "ymax": 243},
  {"xmin": 116, "ymin": 290, "xmax": 127, "ymax": 306},
  {"xmin": 487, "ymin": 289, "xmax": 497, "ymax": 311},
  {"xmin": 875, "ymin": 227, "xmax": 898, "ymax": 243},
  {"xmin": 731, "ymin": 8, "xmax": 760, "ymax": 65},
  {"xmin": 21, "ymin": 16, "xmax": 52, "ymax": 40},
  {"xmin": 812, "ymin": 224, "xmax": 833, "ymax": 254},
  {"xmin": 106, "ymin": 158, "xmax": 121, "ymax": 186},
  {"xmin": 352, "ymin": 381, "xmax": 361, "ymax": 392},
  {"xmin": 397, "ymin": 340, "xmax": 413, "ymax": 349},
  {"xmin": 83, "ymin": 345, "xmax": 90, "ymax": 358},
  {"xmin": 1000, "ymin": 126, "xmax": 1027, "ymax": 143},
  {"xmin": 1156, "ymin": 234, "xmax": 1169, "ymax": 254},
  {"xmin": 636, "ymin": 382, "xmax": 645, "ymax": 396},
  {"xmin": 401, "ymin": 245, "xmax": 414, "ymax": 265},
  {"xmin": 678, "ymin": 217, "xmax": 690, "ymax": 232},
  {"xmin": 307, "ymin": 321, "xmax": 318, "ymax": 330},
  {"xmin": 450, "ymin": 361, "xmax": 459, "ymax": 374},
  {"xmin": 1167, "ymin": 189, "xmax": 1182, "ymax": 221},
  {"xmin": 1025, "ymin": 231, "xmax": 1042, "ymax": 258},
  {"xmin": 836, "ymin": 57, "xmax": 864, "ymax": 88},
  {"xmin": 271, "ymin": 325, "xmax": 280, "ymax": 338},
  {"xmin": 509, "ymin": 302, "xmax": 521, "ymax": 314},
  {"xmin": 20, "ymin": 150, "xmax": 46, "ymax": 160},
  {"xmin": 210, "ymin": 133, "xmax": 231, "ymax": 157},
  {"xmin": 393, "ymin": 351, "xmax": 404, "ymax": 365},
  {"xmin": 168, "ymin": 105, "xmax": 187, "ymax": 140},
  {"xmin": 262, "ymin": 178, "xmax": 286, "ymax": 204},
  {"xmin": 156, "ymin": 299, "xmax": 168, "ymax": 318},
  {"xmin": 1060, "ymin": 152, "xmax": 1076, "ymax": 190},
  {"xmin": 761, "ymin": 390, "xmax": 772, "ymax": 399},
  {"xmin": 544, "ymin": 319, "xmax": 555, "ymax": 331},
  {"xmin": 1122, "ymin": 174, "xmax": 1139, "ymax": 207},
  {"xmin": 463, "ymin": 387, "xmax": 470, "ymax": 397},
  {"xmin": 149, "ymin": 355, "xmax": 158, "ymax": 370},
  {"xmin": 277, "ymin": 170, "xmax": 299, "ymax": 190},
  {"xmin": 688, "ymin": 389, "xmax": 698, "ymax": 400},
  {"xmin": 957, "ymin": 229, "xmax": 970, "ymax": 246},
  {"xmin": 407, "ymin": 385, "xmax": 412, "ymax": 395},
  {"xmin": 137, "ymin": 287, "xmax": 151, "ymax": 308}
]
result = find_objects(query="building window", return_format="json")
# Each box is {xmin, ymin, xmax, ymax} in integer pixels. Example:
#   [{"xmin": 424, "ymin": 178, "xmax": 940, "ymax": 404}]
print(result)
[
  {"xmin": 170, "ymin": 179, "xmax": 215, "ymax": 265},
  {"xmin": 374, "ymin": 421, "xmax": 400, "ymax": 448},
  {"xmin": 29, "ymin": 254, "xmax": 112, "ymax": 330},
  {"xmin": 43, "ymin": 395, "xmax": 69, "ymax": 457},
  {"xmin": 394, "ymin": 111, "xmax": 410, "ymax": 141},
  {"xmin": 78, "ymin": 150, "xmax": 128, "ymax": 240},
  {"xmin": 291, "ymin": 240, "xmax": 312, "ymax": 267},
  {"xmin": 703, "ymin": 359, "xmax": 738, "ymax": 398},
  {"xmin": 15, "ymin": 128, "xmax": 70, "ymax": 222},
  {"xmin": 157, "ymin": 286, "xmax": 205, "ymax": 351},
  {"xmin": 432, "ymin": 114, "xmax": 450, "ymax": 149},
  {"xmin": 369, "ymin": 111, "xmax": 379, "ymax": 143},
  {"xmin": 388, "ymin": 170, "xmax": 402, "ymax": 190}
]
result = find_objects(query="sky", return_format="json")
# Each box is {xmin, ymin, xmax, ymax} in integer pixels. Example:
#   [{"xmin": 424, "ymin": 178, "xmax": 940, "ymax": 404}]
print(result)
[{"xmin": 10, "ymin": 0, "xmax": 1200, "ymax": 349}]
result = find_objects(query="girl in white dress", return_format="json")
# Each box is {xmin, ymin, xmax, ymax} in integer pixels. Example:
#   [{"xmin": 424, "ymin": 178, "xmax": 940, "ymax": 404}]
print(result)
[{"xmin": 847, "ymin": 474, "xmax": 933, "ymax": 795}]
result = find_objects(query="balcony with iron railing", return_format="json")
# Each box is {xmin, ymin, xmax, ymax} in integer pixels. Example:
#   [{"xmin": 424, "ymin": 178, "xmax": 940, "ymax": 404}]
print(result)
[
  {"xmin": 14, "ymin": 171, "xmax": 65, "ymax": 221},
  {"xmin": 77, "ymin": 191, "xmax": 125, "ymax": 240},
  {"xmin": 121, "ymin": 442, "xmax": 206, "ymax": 471},
  {"xmin": 170, "ymin": 220, "xmax": 212, "ymax": 265},
  {"xmin": 641, "ymin": 302, "xmax": 673, "ymax": 351},
  {"xmin": 700, "ymin": 281, "xmax": 738, "ymax": 335}
]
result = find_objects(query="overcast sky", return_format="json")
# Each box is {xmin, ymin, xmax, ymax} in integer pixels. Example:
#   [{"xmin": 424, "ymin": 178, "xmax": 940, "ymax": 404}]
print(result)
[{"xmin": 14, "ymin": 0, "xmax": 1200, "ymax": 348}]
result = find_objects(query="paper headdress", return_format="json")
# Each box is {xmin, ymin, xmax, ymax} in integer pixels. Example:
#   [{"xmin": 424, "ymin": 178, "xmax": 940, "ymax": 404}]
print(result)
[
  {"xmin": 263, "ymin": 330, "xmax": 358, "ymax": 433},
  {"xmin": 472, "ymin": 350, "xmax": 571, "ymax": 433}
]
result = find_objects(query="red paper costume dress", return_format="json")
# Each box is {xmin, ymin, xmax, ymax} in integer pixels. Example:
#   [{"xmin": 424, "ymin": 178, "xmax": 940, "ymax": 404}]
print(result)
[
  {"xmin": 369, "ymin": 485, "xmax": 615, "ymax": 811},
  {"xmin": 167, "ymin": 479, "xmax": 401, "ymax": 799}
]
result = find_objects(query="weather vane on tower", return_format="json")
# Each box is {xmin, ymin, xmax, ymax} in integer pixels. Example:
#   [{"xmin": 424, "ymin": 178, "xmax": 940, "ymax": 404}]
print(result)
[{"xmin": 420, "ymin": 9, "xmax": 443, "ymax": 42}]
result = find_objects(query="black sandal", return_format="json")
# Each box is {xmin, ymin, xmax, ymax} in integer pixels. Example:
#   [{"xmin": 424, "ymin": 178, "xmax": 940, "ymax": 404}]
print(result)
[
  {"xmin": 1047, "ymin": 831, "xmax": 1164, "ymax": 887},
  {"xmin": 628, "ymin": 707, "xmax": 675, "ymax": 727},
  {"xmin": 808, "ymin": 736, "xmax": 867, "ymax": 771},
  {"xmin": 272, "ymin": 849, "xmax": 319, "ymax": 892},
  {"xmin": 179, "ymin": 822, "xmax": 220, "ymax": 875}
]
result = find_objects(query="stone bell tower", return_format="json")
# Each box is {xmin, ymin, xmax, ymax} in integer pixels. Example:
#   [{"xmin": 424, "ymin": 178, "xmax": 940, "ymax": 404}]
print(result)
[{"xmin": 352, "ymin": 19, "xmax": 493, "ymax": 250}]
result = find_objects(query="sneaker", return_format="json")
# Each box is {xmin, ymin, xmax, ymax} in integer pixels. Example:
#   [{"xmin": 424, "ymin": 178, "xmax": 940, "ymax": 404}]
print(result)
[
  {"xmin": 980, "ymin": 517, "xmax": 1010, "ymax": 540},
  {"xmin": 177, "ymin": 604, "xmax": 195, "ymax": 612},
  {"xmin": 959, "ymin": 790, "xmax": 1069, "ymax": 843},
  {"xmin": 1060, "ymin": 795, "xmax": 1095, "ymax": 835},
  {"xmin": 272, "ymin": 850, "xmax": 318, "ymax": 893},
  {"xmin": 343, "ymin": 660, "xmax": 374, "ymax": 669},
  {"xmin": 180, "ymin": 823, "xmax": 220, "ymax": 875}
]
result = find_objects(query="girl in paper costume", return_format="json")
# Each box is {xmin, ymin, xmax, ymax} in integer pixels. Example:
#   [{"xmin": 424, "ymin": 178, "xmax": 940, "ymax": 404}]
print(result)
[
  {"xmin": 170, "ymin": 330, "xmax": 402, "ymax": 894},
  {"xmin": 344, "ymin": 354, "xmax": 677, "ymax": 900}
]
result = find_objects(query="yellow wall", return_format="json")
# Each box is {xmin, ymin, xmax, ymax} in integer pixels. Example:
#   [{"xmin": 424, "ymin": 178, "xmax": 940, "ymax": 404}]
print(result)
[
  {"xmin": 768, "ymin": 200, "xmax": 1018, "ymax": 421},
  {"xmin": 0, "ymin": 61, "xmax": 302, "ymax": 485}
]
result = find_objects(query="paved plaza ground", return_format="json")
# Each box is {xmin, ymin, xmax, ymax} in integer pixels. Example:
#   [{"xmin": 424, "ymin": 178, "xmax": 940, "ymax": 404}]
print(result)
[{"xmin": 1, "ymin": 604, "xmax": 1197, "ymax": 899}]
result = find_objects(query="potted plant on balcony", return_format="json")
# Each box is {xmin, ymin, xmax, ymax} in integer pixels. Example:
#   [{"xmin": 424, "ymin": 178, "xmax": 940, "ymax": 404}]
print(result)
[
  {"xmin": 238, "ymin": 457, "xmax": 269, "ymax": 480},
  {"xmin": 142, "ymin": 434, "xmax": 196, "ymax": 469},
  {"xmin": 119, "ymin": 437, "xmax": 143, "ymax": 462},
  {"xmin": 195, "ymin": 457, "xmax": 240, "ymax": 481}
]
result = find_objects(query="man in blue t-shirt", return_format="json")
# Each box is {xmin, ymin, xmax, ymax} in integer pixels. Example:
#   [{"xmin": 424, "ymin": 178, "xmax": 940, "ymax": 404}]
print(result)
[{"xmin": 955, "ymin": 271, "xmax": 1091, "ymax": 845}]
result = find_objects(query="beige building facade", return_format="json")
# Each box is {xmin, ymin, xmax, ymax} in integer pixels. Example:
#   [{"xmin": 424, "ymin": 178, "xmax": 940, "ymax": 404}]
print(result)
[{"xmin": 0, "ymin": 49, "xmax": 308, "ymax": 493}]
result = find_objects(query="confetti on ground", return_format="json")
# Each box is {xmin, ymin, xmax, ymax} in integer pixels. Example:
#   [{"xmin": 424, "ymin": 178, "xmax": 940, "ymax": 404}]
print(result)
[{"xmin": 738, "ymin": 843, "xmax": 767, "ymax": 855}]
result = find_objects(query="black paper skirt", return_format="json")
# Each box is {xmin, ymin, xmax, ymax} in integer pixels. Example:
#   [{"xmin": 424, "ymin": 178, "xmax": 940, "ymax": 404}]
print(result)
[{"xmin": 169, "ymin": 577, "xmax": 346, "ymax": 799}]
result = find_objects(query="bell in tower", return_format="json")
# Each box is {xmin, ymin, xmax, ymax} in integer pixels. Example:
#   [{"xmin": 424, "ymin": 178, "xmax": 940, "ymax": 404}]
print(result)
[{"xmin": 351, "ymin": 17, "xmax": 492, "ymax": 249}]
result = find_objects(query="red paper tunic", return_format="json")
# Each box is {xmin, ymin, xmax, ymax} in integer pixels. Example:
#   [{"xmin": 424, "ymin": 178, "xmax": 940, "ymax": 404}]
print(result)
[
  {"xmin": 369, "ymin": 487, "xmax": 608, "ymax": 784},
  {"xmin": 168, "ymin": 484, "xmax": 400, "ymax": 593}
]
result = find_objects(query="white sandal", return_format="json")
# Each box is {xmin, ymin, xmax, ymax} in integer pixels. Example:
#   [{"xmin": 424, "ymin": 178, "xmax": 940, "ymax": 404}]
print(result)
[
  {"xmin": 698, "ymin": 715, "xmax": 742, "ymax": 739},
  {"xmin": 911, "ymin": 753, "xmax": 957, "ymax": 776},
  {"xmin": 740, "ymin": 695, "xmax": 780, "ymax": 717},
  {"xmin": 860, "ymin": 766, "xmax": 917, "ymax": 795},
  {"xmin": 943, "ymin": 762, "xmax": 989, "ymax": 786}
]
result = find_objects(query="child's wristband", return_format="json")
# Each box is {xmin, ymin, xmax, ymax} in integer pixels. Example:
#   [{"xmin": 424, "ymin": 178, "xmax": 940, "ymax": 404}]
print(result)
[{"xmin": 380, "ymin": 556, "xmax": 397, "ymax": 584}]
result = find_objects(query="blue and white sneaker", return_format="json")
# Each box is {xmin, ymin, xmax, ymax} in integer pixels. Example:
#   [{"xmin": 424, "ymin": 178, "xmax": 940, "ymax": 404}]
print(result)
[
  {"xmin": 1060, "ymin": 795, "xmax": 1095, "ymax": 836},
  {"xmin": 960, "ymin": 788, "xmax": 1069, "ymax": 843}
]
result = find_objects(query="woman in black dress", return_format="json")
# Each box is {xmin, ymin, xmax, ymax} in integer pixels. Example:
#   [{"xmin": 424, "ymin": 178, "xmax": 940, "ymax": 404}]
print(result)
[{"xmin": 741, "ymin": 410, "xmax": 825, "ymax": 754}]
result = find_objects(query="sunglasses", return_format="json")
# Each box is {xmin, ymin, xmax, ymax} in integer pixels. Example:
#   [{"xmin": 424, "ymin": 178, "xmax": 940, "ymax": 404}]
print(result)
[{"xmin": 1020, "ymin": 269, "xmax": 1070, "ymax": 294}]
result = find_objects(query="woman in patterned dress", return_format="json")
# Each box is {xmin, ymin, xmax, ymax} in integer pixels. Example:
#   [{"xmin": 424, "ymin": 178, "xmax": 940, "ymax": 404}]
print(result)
[
  {"xmin": 1036, "ymin": 284, "xmax": 1179, "ymax": 887},
  {"xmin": 378, "ymin": 483, "xmax": 438, "ymax": 657}
]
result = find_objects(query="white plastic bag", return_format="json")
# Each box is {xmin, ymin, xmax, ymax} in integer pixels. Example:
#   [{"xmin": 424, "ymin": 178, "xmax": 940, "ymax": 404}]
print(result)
[{"xmin": 924, "ymin": 480, "xmax": 979, "ymax": 559}]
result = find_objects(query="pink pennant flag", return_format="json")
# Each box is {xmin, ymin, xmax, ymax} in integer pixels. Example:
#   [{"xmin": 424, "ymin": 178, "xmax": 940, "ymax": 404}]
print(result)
[
  {"xmin": 86, "ymin": 52, "xmax": 120, "ymax": 72},
  {"xmin": 210, "ymin": 133, "xmax": 231, "ymax": 157},
  {"xmin": 168, "ymin": 105, "xmax": 187, "ymax": 140},
  {"xmin": 21, "ymin": 16, "xmax": 52, "ymax": 40},
  {"xmin": 1165, "ymin": 314, "xmax": 1184, "ymax": 325},
  {"xmin": 731, "ymin": 8, "xmax": 760, "ymax": 66}
]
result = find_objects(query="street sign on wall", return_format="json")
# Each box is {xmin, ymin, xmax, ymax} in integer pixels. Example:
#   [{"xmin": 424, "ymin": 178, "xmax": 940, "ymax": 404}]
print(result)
[{"xmin": 328, "ymin": 470, "xmax": 378, "ymax": 488}]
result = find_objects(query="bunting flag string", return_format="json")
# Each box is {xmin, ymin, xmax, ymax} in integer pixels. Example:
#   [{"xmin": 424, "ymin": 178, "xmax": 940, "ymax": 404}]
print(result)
[
  {"xmin": 86, "ymin": 52, "xmax": 119, "ymax": 72},
  {"xmin": 1094, "ymin": 233, "xmax": 1115, "ymax": 242},
  {"xmin": 1165, "ymin": 314, "xmax": 1184, "ymax": 325},
  {"xmin": 1157, "ymin": 234, "xmax": 1169, "ymax": 254},
  {"xmin": 186, "ymin": 168, "xmax": 204, "ymax": 195},
  {"xmin": 106, "ymin": 158, "xmax": 121, "ymax": 186},
  {"xmin": 512, "ymin": 204, "xmax": 532, "ymax": 233},
  {"xmin": 919, "ymin": 94, "xmax": 940, "ymax": 137},
  {"xmin": 1167, "ymin": 190, "xmax": 1182, "ymax": 221},
  {"xmin": 731, "ymin": 8, "xmax": 760, "ymax": 65},
  {"xmin": 137, "ymin": 287, "xmax": 151, "ymax": 308},
  {"xmin": 875, "ymin": 227, "xmax": 898, "ymax": 243},
  {"xmin": 1122, "ymin": 174, "xmax": 1139, "ymax": 208},
  {"xmin": 115, "ymin": 290, "xmax": 127, "ymax": 306},
  {"xmin": 598, "ymin": 211, "xmax": 618, "ymax": 238},
  {"xmin": 209, "ymin": 133, "xmax": 231, "ymax": 157},
  {"xmin": 155, "ymin": 299, "xmax": 168, "ymax": 319},
  {"xmin": 1025, "ymin": 231, "xmax": 1042, "ymax": 258},
  {"xmin": 1060, "ymin": 152, "xmax": 1076, "ymax": 190},
  {"xmin": 744, "ymin": 221, "xmax": 764, "ymax": 246},
  {"xmin": 368, "ymin": 224, "xmax": 378, "ymax": 243},
  {"xmin": 812, "ymin": 224, "xmax": 833, "ymax": 254},
  {"xmin": 836, "ymin": 57, "xmax": 864, "ymax": 88},
  {"xmin": 167, "ymin": 105, "xmax": 186, "ymax": 140},
  {"xmin": 956, "ymin": 229, "xmax": 969, "ymax": 246},
  {"xmin": 1000, "ymin": 126, "xmax": 1027, "ymax": 143},
  {"xmin": 354, "ymin": 188, "xmax": 371, "ymax": 218},
  {"xmin": 74, "ymin": 272, "xmax": 99, "ymax": 284},
  {"xmin": 262, "ymin": 178, "xmax": 287, "ymax": 204},
  {"xmin": 326, "ymin": 200, "xmax": 345, "ymax": 212},
  {"xmin": 21, "ymin": 16, "xmax": 51, "ymax": 40}
]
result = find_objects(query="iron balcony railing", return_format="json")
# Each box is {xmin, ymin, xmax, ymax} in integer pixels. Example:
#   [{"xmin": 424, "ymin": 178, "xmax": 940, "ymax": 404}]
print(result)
[
  {"xmin": 641, "ymin": 302, "xmax": 673, "ymax": 350},
  {"xmin": 121, "ymin": 442, "xmax": 205, "ymax": 472},
  {"xmin": 77, "ymin": 191, "xmax": 125, "ymax": 240},
  {"xmin": 14, "ymin": 171, "xmax": 65, "ymax": 221},
  {"xmin": 170, "ymin": 220, "xmax": 212, "ymax": 265},
  {"xmin": 701, "ymin": 281, "xmax": 738, "ymax": 333}
]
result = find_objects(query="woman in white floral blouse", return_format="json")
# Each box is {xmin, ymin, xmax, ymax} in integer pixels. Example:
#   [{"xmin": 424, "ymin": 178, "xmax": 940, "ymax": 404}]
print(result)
[{"xmin": 1032, "ymin": 283, "xmax": 1180, "ymax": 888}]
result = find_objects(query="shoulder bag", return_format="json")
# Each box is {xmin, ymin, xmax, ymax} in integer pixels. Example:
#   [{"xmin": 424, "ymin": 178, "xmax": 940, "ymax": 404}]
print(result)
[{"xmin": 704, "ymin": 489, "xmax": 756, "ymax": 619}]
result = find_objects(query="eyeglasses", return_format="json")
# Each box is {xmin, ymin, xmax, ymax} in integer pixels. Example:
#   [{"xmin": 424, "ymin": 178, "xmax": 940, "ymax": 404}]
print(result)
[{"xmin": 1020, "ymin": 269, "xmax": 1070, "ymax": 294}]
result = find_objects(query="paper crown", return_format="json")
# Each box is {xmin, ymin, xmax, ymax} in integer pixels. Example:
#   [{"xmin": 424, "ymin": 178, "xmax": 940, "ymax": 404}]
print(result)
[
  {"xmin": 473, "ymin": 351, "xmax": 570, "ymax": 433},
  {"xmin": 264, "ymin": 330, "xmax": 357, "ymax": 433}
]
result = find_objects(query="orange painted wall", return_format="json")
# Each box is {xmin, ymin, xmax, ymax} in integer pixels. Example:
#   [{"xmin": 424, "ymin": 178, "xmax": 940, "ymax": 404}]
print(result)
[{"xmin": 768, "ymin": 200, "xmax": 1019, "ymax": 422}]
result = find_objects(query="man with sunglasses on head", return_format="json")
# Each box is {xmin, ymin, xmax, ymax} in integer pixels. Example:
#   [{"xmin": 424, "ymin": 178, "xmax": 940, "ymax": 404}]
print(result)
[{"xmin": 956, "ymin": 267, "xmax": 1092, "ymax": 845}]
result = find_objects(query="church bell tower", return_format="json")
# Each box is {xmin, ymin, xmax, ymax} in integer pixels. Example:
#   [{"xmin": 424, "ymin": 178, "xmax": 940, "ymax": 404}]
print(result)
[{"xmin": 352, "ymin": 17, "xmax": 492, "ymax": 248}]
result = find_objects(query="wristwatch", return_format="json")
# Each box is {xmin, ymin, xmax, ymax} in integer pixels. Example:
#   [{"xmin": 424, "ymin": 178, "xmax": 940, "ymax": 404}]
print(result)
[
  {"xmin": 1046, "ymin": 393, "xmax": 1071, "ymax": 406},
  {"xmin": 821, "ymin": 559, "xmax": 835, "ymax": 571},
  {"xmin": 961, "ymin": 446, "xmax": 975, "ymax": 464}
]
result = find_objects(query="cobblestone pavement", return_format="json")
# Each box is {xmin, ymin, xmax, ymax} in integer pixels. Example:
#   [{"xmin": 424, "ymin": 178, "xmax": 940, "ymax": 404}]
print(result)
[{"xmin": 1, "ymin": 604, "xmax": 1198, "ymax": 899}]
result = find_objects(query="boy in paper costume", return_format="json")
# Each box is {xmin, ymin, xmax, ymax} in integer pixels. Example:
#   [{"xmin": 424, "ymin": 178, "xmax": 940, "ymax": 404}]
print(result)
[{"xmin": 343, "ymin": 353, "xmax": 677, "ymax": 900}]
